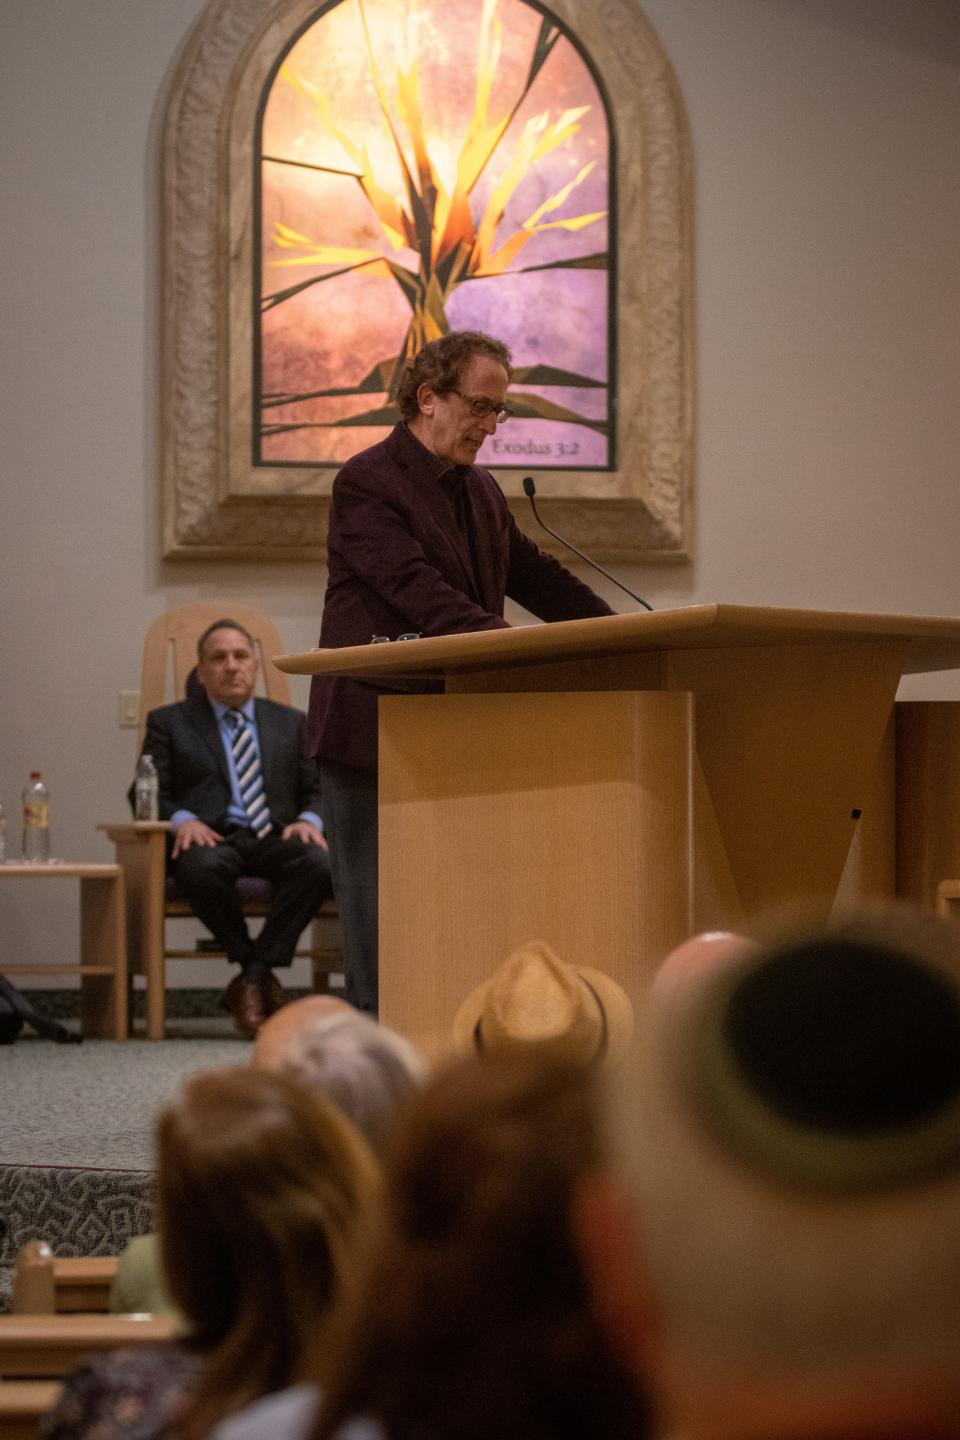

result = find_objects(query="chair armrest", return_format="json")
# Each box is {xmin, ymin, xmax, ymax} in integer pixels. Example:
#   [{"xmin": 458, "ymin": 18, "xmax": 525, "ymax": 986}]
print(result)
[
  {"xmin": 13, "ymin": 1246, "xmax": 118, "ymax": 1315},
  {"xmin": 12, "ymin": 1242, "xmax": 55, "ymax": 1315},
  {"xmin": 96, "ymin": 825, "xmax": 170, "ymax": 986}
]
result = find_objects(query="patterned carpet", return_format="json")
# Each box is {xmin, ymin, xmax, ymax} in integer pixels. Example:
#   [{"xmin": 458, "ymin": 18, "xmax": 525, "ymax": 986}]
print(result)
[{"xmin": 0, "ymin": 1165, "xmax": 156, "ymax": 1312}]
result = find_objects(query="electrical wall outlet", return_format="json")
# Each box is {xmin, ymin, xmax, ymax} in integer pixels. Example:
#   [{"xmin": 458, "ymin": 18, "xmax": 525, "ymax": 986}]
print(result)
[{"xmin": 119, "ymin": 690, "xmax": 140, "ymax": 727}]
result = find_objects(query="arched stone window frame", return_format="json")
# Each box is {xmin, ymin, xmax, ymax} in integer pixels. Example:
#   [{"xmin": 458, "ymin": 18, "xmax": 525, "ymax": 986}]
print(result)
[{"xmin": 161, "ymin": 0, "xmax": 693, "ymax": 562}]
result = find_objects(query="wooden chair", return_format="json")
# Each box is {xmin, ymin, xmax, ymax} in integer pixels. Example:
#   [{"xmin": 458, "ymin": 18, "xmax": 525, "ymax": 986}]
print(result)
[
  {"xmin": 0, "ymin": 1314, "xmax": 176, "ymax": 1378},
  {"xmin": 99, "ymin": 601, "xmax": 342, "ymax": 1039},
  {"xmin": 12, "ymin": 1242, "xmax": 117, "ymax": 1316},
  {"xmin": 0, "ymin": 1380, "xmax": 63, "ymax": 1440}
]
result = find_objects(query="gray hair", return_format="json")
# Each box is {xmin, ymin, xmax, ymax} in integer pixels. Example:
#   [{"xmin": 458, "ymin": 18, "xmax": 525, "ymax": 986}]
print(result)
[
  {"xmin": 275, "ymin": 1013, "xmax": 427, "ymax": 1156},
  {"xmin": 196, "ymin": 617, "xmax": 255, "ymax": 660}
]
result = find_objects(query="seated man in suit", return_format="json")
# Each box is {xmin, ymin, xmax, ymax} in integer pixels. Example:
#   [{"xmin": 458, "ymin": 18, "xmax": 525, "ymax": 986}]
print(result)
[{"xmin": 135, "ymin": 617, "xmax": 332, "ymax": 1037}]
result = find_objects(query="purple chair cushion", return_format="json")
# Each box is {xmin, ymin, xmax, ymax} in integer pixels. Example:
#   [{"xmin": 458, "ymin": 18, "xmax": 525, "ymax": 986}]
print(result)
[{"xmin": 165, "ymin": 875, "xmax": 276, "ymax": 907}]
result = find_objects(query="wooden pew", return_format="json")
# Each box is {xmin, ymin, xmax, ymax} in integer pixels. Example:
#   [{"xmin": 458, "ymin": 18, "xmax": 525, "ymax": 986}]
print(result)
[
  {"xmin": 13, "ymin": 1241, "xmax": 118, "ymax": 1315},
  {"xmin": 0, "ymin": 1314, "xmax": 176, "ymax": 1379},
  {"xmin": 0, "ymin": 1380, "xmax": 63, "ymax": 1440}
]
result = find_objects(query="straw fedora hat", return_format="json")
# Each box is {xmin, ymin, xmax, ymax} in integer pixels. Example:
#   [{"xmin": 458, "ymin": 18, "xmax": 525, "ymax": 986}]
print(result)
[{"xmin": 453, "ymin": 939, "xmax": 633, "ymax": 1066}]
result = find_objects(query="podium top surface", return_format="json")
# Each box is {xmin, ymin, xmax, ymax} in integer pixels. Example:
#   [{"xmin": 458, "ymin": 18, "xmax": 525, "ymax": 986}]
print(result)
[{"xmin": 274, "ymin": 604, "xmax": 960, "ymax": 681}]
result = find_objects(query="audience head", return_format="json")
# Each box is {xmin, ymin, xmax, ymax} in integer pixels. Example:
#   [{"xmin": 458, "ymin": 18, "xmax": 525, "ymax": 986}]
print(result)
[
  {"xmin": 156, "ymin": 1065, "xmax": 379, "ymax": 1439},
  {"xmin": 651, "ymin": 929, "xmax": 759, "ymax": 994},
  {"xmin": 579, "ymin": 909, "xmax": 960, "ymax": 1439},
  {"xmin": 253, "ymin": 1000, "xmax": 426, "ymax": 1156},
  {"xmin": 252, "ymin": 994, "xmax": 352, "ymax": 1067},
  {"xmin": 453, "ymin": 938, "xmax": 634, "ymax": 1067},
  {"xmin": 314, "ymin": 1051, "xmax": 649, "ymax": 1440},
  {"xmin": 195, "ymin": 619, "xmax": 258, "ymax": 708}
]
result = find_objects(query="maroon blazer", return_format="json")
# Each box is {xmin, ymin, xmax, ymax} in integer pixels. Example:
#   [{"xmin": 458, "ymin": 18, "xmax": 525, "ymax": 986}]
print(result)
[{"xmin": 306, "ymin": 424, "xmax": 615, "ymax": 772}]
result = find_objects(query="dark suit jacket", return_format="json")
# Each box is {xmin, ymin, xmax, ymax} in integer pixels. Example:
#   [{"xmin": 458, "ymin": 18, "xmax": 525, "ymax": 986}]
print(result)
[
  {"xmin": 138, "ymin": 695, "xmax": 323, "ymax": 832},
  {"xmin": 306, "ymin": 424, "xmax": 614, "ymax": 771}
]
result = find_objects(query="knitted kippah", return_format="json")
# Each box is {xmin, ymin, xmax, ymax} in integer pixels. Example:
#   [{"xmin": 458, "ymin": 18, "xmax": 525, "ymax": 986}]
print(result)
[{"xmin": 682, "ymin": 936, "xmax": 960, "ymax": 1192}]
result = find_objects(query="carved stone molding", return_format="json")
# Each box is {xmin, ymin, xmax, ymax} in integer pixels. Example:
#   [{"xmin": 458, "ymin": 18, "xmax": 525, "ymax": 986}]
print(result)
[{"xmin": 162, "ymin": 0, "xmax": 693, "ymax": 560}]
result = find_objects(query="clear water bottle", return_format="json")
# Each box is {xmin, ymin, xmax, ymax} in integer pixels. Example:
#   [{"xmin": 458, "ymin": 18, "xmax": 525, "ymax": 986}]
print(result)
[
  {"xmin": 134, "ymin": 753, "xmax": 159, "ymax": 821},
  {"xmin": 22, "ymin": 771, "xmax": 50, "ymax": 862},
  {"xmin": 0, "ymin": 798, "xmax": 6, "ymax": 863}
]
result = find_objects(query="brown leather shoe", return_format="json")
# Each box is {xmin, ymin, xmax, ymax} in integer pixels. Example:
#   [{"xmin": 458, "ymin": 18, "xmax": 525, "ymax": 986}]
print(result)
[
  {"xmin": 263, "ymin": 972, "xmax": 288, "ymax": 1016},
  {"xmin": 222, "ymin": 974, "xmax": 270, "ymax": 1039}
]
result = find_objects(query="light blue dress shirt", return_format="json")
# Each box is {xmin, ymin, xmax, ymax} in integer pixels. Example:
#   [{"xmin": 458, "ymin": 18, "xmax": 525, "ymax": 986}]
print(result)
[{"xmin": 170, "ymin": 697, "xmax": 322, "ymax": 834}]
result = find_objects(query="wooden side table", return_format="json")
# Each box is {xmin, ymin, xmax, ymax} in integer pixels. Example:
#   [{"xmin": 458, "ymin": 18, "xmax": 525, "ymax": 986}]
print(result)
[{"xmin": 0, "ymin": 864, "xmax": 128, "ymax": 1039}]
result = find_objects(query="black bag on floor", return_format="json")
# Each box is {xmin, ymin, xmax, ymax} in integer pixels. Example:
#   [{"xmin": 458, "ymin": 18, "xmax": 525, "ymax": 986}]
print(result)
[
  {"xmin": 0, "ymin": 983, "xmax": 23, "ymax": 1043},
  {"xmin": 0, "ymin": 975, "xmax": 81, "ymax": 1044}
]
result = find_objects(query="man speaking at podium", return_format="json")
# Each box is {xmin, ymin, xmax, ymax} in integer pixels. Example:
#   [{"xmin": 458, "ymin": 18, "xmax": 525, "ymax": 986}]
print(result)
[{"xmin": 306, "ymin": 330, "xmax": 614, "ymax": 1015}]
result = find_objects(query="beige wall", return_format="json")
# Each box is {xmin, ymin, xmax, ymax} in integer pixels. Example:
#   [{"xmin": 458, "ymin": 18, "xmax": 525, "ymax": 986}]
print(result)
[{"xmin": 2, "ymin": 0, "xmax": 959, "ymax": 974}]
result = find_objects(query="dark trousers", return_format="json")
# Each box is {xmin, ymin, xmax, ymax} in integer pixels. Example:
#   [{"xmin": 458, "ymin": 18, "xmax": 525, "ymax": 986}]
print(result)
[
  {"xmin": 173, "ymin": 828, "xmax": 333, "ymax": 972},
  {"xmin": 318, "ymin": 760, "xmax": 379, "ymax": 1014}
]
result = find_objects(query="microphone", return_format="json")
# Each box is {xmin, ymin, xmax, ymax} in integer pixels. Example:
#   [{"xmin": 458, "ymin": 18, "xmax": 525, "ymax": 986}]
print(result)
[{"xmin": 522, "ymin": 476, "xmax": 654, "ymax": 612}]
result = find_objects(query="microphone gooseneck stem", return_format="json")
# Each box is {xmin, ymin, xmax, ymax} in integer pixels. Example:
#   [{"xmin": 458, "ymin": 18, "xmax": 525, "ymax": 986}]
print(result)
[{"xmin": 522, "ymin": 477, "xmax": 654, "ymax": 612}]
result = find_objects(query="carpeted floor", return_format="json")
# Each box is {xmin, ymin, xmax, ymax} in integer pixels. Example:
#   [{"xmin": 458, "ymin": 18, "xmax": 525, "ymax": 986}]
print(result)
[
  {"xmin": 1, "ymin": 1029, "xmax": 247, "ymax": 1169},
  {"xmin": 0, "ymin": 1017, "xmax": 263, "ymax": 1311}
]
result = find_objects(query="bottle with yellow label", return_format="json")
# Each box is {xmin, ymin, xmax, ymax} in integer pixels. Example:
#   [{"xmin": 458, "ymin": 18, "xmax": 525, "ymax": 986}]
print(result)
[{"xmin": 22, "ymin": 771, "xmax": 50, "ymax": 863}]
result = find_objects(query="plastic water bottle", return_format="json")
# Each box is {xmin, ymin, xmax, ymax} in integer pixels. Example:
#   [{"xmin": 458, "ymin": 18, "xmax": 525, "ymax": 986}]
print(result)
[
  {"xmin": 134, "ymin": 753, "xmax": 159, "ymax": 821},
  {"xmin": 0, "ymin": 798, "xmax": 6, "ymax": 863},
  {"xmin": 22, "ymin": 772, "xmax": 50, "ymax": 862}
]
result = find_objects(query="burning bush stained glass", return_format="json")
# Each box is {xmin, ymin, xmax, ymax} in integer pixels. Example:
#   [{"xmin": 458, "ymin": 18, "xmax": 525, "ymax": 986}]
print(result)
[{"xmin": 257, "ymin": 0, "xmax": 613, "ymax": 469}]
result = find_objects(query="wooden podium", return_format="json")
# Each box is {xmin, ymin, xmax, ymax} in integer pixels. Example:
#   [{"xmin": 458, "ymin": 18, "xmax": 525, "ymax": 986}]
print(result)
[{"xmin": 276, "ymin": 606, "xmax": 960, "ymax": 1047}]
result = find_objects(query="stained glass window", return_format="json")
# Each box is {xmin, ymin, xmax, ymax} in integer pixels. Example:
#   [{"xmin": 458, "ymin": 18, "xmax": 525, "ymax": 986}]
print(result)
[{"xmin": 257, "ymin": 0, "xmax": 614, "ymax": 470}]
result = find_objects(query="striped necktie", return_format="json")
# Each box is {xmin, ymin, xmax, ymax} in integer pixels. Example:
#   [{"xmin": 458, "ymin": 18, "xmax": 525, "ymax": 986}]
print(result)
[{"xmin": 227, "ymin": 709, "xmax": 272, "ymax": 838}]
